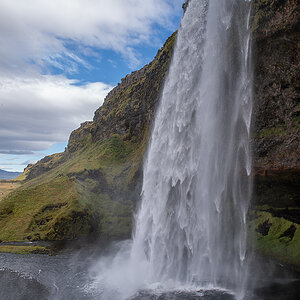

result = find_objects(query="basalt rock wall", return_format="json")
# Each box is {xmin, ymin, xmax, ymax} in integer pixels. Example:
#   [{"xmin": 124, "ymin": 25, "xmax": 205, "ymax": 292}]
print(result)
[{"xmin": 251, "ymin": 0, "xmax": 300, "ymax": 270}]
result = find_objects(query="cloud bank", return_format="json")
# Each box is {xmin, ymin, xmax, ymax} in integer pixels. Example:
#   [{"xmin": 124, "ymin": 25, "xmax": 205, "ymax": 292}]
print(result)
[
  {"xmin": 0, "ymin": 0, "xmax": 181, "ymax": 163},
  {"xmin": 0, "ymin": 75, "xmax": 112, "ymax": 153},
  {"xmin": 0, "ymin": 0, "xmax": 181, "ymax": 75}
]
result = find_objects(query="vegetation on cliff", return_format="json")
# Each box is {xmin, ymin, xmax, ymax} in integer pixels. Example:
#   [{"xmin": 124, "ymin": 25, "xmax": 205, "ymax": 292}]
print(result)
[
  {"xmin": 0, "ymin": 32, "xmax": 176, "ymax": 243},
  {"xmin": 249, "ymin": 210, "xmax": 300, "ymax": 269}
]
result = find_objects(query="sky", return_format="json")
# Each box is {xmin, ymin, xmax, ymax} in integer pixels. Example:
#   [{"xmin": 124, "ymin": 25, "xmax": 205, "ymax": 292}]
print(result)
[{"xmin": 0, "ymin": 0, "xmax": 183, "ymax": 172}]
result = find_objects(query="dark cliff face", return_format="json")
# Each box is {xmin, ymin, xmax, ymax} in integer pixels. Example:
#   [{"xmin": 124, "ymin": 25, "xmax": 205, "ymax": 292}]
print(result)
[
  {"xmin": 251, "ymin": 0, "xmax": 300, "ymax": 210},
  {"xmin": 251, "ymin": 0, "xmax": 300, "ymax": 269},
  {"xmin": 67, "ymin": 33, "xmax": 176, "ymax": 154},
  {"xmin": 182, "ymin": 0, "xmax": 190, "ymax": 13},
  {"xmin": 252, "ymin": 0, "xmax": 300, "ymax": 170}
]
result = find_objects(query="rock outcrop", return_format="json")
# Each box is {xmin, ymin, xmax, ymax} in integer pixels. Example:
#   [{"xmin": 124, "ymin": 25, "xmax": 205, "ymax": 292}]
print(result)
[{"xmin": 251, "ymin": 0, "xmax": 300, "ymax": 270}]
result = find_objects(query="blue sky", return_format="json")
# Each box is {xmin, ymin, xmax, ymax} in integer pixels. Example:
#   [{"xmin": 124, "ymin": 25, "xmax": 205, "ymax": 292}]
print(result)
[{"xmin": 0, "ymin": 0, "xmax": 183, "ymax": 172}]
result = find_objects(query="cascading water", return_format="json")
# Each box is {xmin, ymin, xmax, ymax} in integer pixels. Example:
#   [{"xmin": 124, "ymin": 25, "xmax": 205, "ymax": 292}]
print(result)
[
  {"xmin": 131, "ymin": 0, "xmax": 253, "ymax": 291},
  {"xmin": 92, "ymin": 0, "xmax": 253, "ymax": 299}
]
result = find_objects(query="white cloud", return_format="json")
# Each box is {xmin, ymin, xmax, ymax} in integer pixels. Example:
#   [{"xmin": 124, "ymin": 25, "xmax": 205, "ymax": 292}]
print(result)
[
  {"xmin": 0, "ymin": 0, "xmax": 182, "ymax": 74},
  {"xmin": 0, "ymin": 75, "xmax": 112, "ymax": 153},
  {"xmin": 0, "ymin": 0, "xmax": 182, "ymax": 158}
]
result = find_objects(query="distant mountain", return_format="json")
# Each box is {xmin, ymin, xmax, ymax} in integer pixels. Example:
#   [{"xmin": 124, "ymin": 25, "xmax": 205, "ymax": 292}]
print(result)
[{"xmin": 0, "ymin": 169, "xmax": 22, "ymax": 180}]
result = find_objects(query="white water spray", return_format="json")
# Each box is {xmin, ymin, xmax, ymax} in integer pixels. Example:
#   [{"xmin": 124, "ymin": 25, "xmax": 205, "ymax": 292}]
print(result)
[{"xmin": 92, "ymin": 0, "xmax": 253, "ymax": 298}]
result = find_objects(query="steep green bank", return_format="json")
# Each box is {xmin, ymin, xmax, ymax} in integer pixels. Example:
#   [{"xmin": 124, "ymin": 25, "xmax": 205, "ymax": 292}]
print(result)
[{"xmin": 0, "ymin": 32, "xmax": 176, "ymax": 243}]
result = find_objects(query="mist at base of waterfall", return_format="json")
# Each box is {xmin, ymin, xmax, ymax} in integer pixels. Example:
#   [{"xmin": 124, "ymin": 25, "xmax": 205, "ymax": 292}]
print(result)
[
  {"xmin": 85, "ymin": 239, "xmax": 299, "ymax": 300},
  {"xmin": 0, "ymin": 245, "xmax": 299, "ymax": 300},
  {"xmin": 87, "ymin": 240, "xmax": 243, "ymax": 300}
]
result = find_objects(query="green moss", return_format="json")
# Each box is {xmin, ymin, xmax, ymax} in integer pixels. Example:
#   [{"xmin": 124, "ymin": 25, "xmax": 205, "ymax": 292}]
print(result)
[
  {"xmin": 0, "ymin": 133, "xmax": 139, "ymax": 242},
  {"xmin": 248, "ymin": 211, "xmax": 300, "ymax": 269},
  {"xmin": 102, "ymin": 135, "xmax": 133, "ymax": 161},
  {"xmin": 0, "ymin": 245, "xmax": 50, "ymax": 255},
  {"xmin": 255, "ymin": 125, "xmax": 287, "ymax": 138},
  {"xmin": 74, "ymin": 180, "xmax": 134, "ymax": 239}
]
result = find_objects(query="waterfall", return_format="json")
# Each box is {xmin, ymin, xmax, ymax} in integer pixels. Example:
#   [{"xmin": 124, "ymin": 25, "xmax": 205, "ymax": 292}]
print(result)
[
  {"xmin": 131, "ymin": 0, "xmax": 253, "ymax": 293},
  {"xmin": 92, "ymin": 0, "xmax": 253, "ymax": 298}
]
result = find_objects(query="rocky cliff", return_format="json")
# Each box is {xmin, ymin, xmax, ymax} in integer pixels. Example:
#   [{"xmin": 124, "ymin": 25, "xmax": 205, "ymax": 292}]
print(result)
[
  {"xmin": 0, "ymin": 0, "xmax": 299, "ymax": 269},
  {"xmin": 250, "ymin": 0, "xmax": 300, "ymax": 269},
  {"xmin": 253, "ymin": 0, "xmax": 299, "ymax": 169}
]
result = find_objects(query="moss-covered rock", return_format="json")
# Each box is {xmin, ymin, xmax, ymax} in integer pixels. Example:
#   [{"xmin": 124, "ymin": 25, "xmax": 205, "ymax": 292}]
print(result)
[
  {"xmin": 0, "ymin": 245, "xmax": 51, "ymax": 255},
  {"xmin": 248, "ymin": 210, "xmax": 300, "ymax": 270},
  {"xmin": 0, "ymin": 176, "xmax": 85, "ymax": 241}
]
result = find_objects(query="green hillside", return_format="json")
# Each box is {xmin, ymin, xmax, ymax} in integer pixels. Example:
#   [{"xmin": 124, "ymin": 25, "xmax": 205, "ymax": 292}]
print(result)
[{"xmin": 0, "ymin": 33, "xmax": 176, "ymax": 242}]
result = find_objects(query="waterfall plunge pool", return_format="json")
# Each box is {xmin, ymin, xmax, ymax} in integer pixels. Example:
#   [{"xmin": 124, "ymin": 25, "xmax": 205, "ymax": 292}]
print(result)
[{"xmin": 0, "ymin": 242, "xmax": 299, "ymax": 300}]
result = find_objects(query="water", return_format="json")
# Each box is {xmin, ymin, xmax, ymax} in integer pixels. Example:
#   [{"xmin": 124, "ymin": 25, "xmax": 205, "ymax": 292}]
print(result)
[
  {"xmin": 131, "ymin": 0, "xmax": 253, "ymax": 294},
  {"xmin": 0, "ymin": 249, "xmax": 299, "ymax": 299}
]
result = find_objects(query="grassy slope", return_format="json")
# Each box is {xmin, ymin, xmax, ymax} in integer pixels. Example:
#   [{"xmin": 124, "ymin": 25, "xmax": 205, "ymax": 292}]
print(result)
[
  {"xmin": 0, "ymin": 245, "xmax": 50, "ymax": 255},
  {"xmin": 0, "ymin": 33, "xmax": 176, "ymax": 243},
  {"xmin": 0, "ymin": 135, "xmax": 139, "ymax": 242},
  {"xmin": 0, "ymin": 182, "xmax": 21, "ymax": 201}
]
